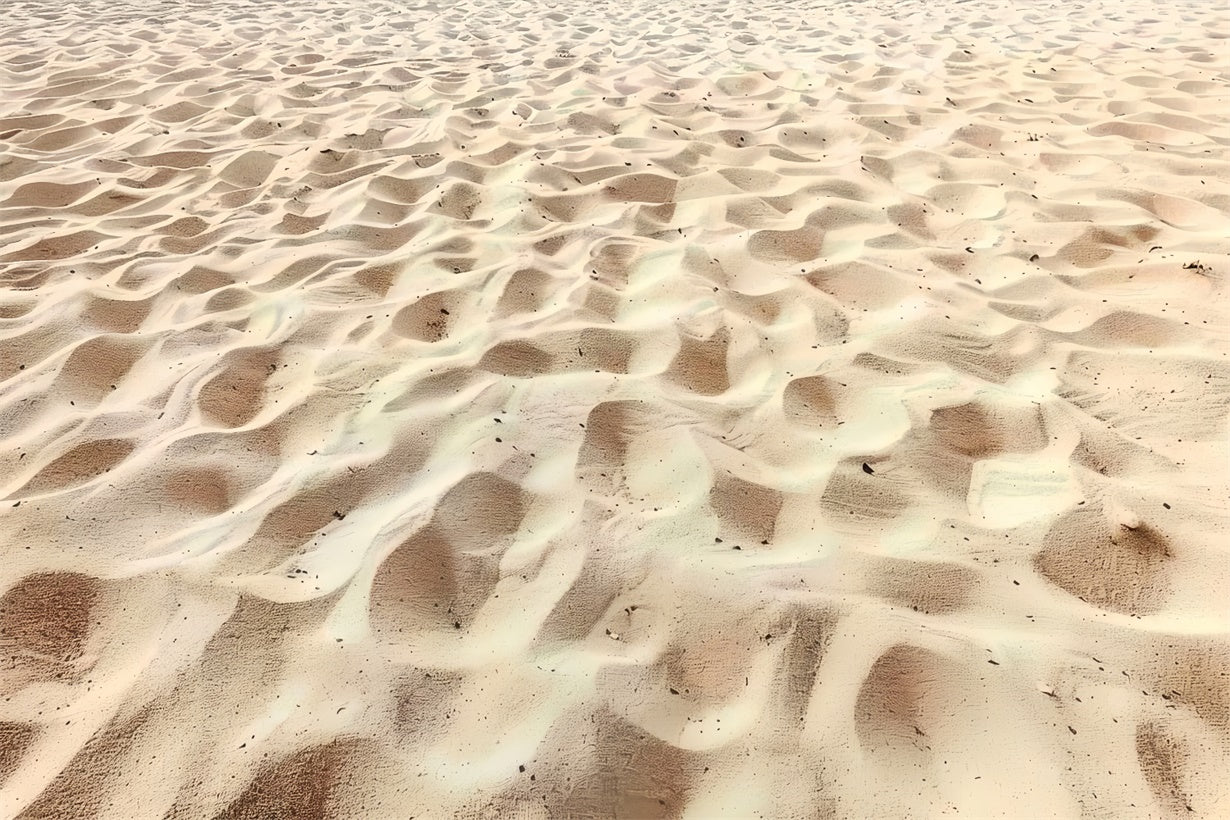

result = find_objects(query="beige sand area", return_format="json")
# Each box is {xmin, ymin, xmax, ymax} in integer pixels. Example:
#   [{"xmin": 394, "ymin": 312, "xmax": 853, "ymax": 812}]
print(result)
[{"xmin": 1, "ymin": 0, "xmax": 1228, "ymax": 815}]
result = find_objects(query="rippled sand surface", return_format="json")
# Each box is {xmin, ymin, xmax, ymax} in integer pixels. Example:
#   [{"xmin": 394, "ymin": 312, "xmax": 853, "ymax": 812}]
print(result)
[{"xmin": 1, "ymin": 0, "xmax": 1228, "ymax": 816}]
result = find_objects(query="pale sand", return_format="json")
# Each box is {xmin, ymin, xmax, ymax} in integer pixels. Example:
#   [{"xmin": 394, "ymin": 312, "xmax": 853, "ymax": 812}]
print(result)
[{"xmin": 1, "ymin": 0, "xmax": 1228, "ymax": 816}]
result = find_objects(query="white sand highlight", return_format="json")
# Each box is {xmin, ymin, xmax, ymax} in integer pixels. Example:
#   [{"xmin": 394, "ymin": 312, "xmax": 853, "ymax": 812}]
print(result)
[{"xmin": 1, "ymin": 0, "xmax": 1228, "ymax": 816}]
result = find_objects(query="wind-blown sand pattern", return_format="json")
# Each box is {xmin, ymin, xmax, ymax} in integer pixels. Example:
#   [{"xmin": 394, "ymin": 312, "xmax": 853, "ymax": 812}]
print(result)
[{"xmin": 1, "ymin": 0, "xmax": 1229, "ymax": 815}]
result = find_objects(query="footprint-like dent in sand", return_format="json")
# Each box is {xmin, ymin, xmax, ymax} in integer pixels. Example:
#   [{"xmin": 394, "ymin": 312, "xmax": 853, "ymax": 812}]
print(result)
[
  {"xmin": 478, "ymin": 339, "xmax": 554, "ymax": 377},
  {"xmin": 436, "ymin": 181, "xmax": 483, "ymax": 220},
  {"xmin": 15, "ymin": 438, "xmax": 135, "ymax": 496},
  {"xmin": 197, "ymin": 347, "xmax": 280, "ymax": 428},
  {"xmin": 709, "ymin": 472, "xmax": 782, "ymax": 543},
  {"xmin": 391, "ymin": 290, "xmax": 460, "ymax": 342},
  {"xmin": 519, "ymin": 710, "xmax": 696, "ymax": 819},
  {"xmin": 604, "ymin": 173, "xmax": 678, "ymax": 204},
  {"xmin": 16, "ymin": 706, "xmax": 156, "ymax": 819},
  {"xmin": 576, "ymin": 400, "xmax": 642, "ymax": 481},
  {"xmin": 494, "ymin": 268, "xmax": 556, "ymax": 317},
  {"xmin": 782, "ymin": 375, "xmax": 838, "ymax": 427},
  {"xmin": 371, "ymin": 473, "xmax": 526, "ymax": 635},
  {"xmin": 1135, "ymin": 722, "xmax": 1192, "ymax": 815},
  {"xmin": 748, "ymin": 225, "xmax": 823, "ymax": 263},
  {"xmin": 0, "ymin": 573, "xmax": 100, "ymax": 686},
  {"xmin": 665, "ymin": 326, "xmax": 730, "ymax": 396},
  {"xmin": 162, "ymin": 467, "xmax": 233, "ymax": 514},
  {"xmin": 56, "ymin": 336, "xmax": 152, "ymax": 404},
  {"xmin": 927, "ymin": 400, "xmax": 1047, "ymax": 459},
  {"xmin": 1034, "ymin": 507, "xmax": 1172, "ymax": 615},
  {"xmin": 0, "ymin": 230, "xmax": 108, "ymax": 262},
  {"xmin": 217, "ymin": 739, "xmax": 376, "ymax": 820},
  {"xmin": 820, "ymin": 458, "xmax": 912, "ymax": 521},
  {"xmin": 0, "ymin": 722, "xmax": 38, "ymax": 784},
  {"xmin": 370, "ymin": 525, "xmax": 498, "ymax": 635},
  {"xmin": 866, "ymin": 558, "xmax": 981, "ymax": 615},
  {"xmin": 79, "ymin": 295, "xmax": 153, "ymax": 333},
  {"xmin": 855, "ymin": 644, "xmax": 959, "ymax": 761}
]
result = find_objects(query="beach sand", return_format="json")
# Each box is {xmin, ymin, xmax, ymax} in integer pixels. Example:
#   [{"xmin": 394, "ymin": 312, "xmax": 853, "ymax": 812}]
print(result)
[{"xmin": 1, "ymin": 0, "xmax": 1228, "ymax": 816}]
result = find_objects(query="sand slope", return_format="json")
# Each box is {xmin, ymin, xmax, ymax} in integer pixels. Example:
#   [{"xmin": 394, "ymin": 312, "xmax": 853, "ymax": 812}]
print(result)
[{"xmin": 1, "ymin": 0, "xmax": 1229, "ymax": 816}]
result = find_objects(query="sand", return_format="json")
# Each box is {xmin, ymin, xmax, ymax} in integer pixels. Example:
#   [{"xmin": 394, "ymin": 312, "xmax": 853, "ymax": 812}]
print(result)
[{"xmin": 1, "ymin": 0, "xmax": 1228, "ymax": 816}]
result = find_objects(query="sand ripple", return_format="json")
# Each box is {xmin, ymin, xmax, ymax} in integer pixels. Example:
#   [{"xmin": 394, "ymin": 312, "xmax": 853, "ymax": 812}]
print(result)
[{"xmin": 2, "ymin": 0, "xmax": 1229, "ymax": 816}]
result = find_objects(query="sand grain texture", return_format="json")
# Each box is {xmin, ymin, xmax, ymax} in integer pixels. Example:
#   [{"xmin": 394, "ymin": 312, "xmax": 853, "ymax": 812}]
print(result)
[{"xmin": 1, "ymin": 0, "xmax": 1229, "ymax": 816}]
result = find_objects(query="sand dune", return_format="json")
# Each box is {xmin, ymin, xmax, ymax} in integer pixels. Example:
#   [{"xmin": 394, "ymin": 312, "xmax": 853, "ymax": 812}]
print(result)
[{"xmin": 1, "ymin": 0, "xmax": 1229, "ymax": 816}]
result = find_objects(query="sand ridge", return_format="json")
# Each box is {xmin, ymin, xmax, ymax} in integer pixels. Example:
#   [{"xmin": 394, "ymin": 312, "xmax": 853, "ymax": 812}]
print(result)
[{"xmin": 1, "ymin": 0, "xmax": 1229, "ymax": 816}]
